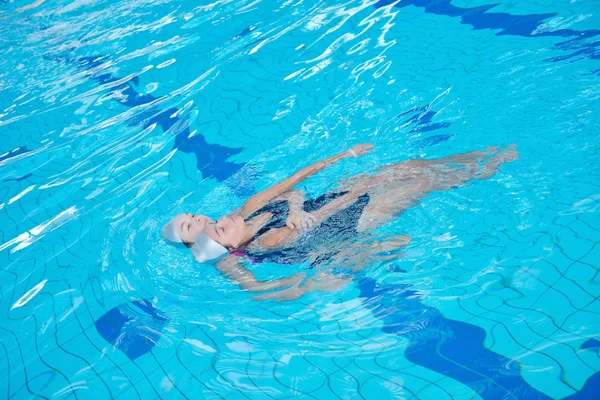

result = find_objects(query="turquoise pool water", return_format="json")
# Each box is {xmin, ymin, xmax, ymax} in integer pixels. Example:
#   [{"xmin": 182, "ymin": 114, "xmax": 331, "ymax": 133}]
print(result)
[{"xmin": 1, "ymin": 0, "xmax": 599, "ymax": 398}]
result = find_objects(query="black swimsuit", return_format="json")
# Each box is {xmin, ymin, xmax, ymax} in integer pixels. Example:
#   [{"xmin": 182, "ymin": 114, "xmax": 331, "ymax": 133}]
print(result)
[{"xmin": 241, "ymin": 192, "xmax": 371, "ymax": 266}]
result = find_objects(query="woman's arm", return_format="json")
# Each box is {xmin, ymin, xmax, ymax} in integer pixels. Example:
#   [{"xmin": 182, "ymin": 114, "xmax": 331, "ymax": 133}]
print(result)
[
  {"xmin": 252, "ymin": 234, "xmax": 411, "ymax": 301},
  {"xmin": 241, "ymin": 144, "xmax": 373, "ymax": 218},
  {"xmin": 275, "ymin": 190, "xmax": 319, "ymax": 230},
  {"xmin": 252, "ymin": 273, "xmax": 351, "ymax": 301},
  {"xmin": 214, "ymin": 255, "xmax": 305, "ymax": 292},
  {"xmin": 336, "ymin": 234, "xmax": 412, "ymax": 270},
  {"xmin": 273, "ymin": 190, "xmax": 305, "ymax": 213}
]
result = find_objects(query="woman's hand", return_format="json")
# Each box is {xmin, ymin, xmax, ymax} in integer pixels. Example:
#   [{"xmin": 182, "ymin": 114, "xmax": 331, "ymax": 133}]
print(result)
[
  {"xmin": 304, "ymin": 273, "xmax": 352, "ymax": 292},
  {"xmin": 286, "ymin": 209, "xmax": 317, "ymax": 231},
  {"xmin": 279, "ymin": 272, "xmax": 306, "ymax": 287},
  {"xmin": 252, "ymin": 272, "xmax": 350, "ymax": 301},
  {"xmin": 347, "ymin": 144, "xmax": 374, "ymax": 158}
]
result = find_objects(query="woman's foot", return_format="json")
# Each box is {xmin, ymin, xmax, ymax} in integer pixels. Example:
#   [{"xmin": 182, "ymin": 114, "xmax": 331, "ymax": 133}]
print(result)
[{"xmin": 476, "ymin": 145, "xmax": 519, "ymax": 179}]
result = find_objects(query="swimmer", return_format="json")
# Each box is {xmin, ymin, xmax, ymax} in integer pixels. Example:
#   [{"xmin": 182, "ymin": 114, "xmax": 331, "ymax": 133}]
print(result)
[{"xmin": 163, "ymin": 144, "xmax": 518, "ymax": 300}]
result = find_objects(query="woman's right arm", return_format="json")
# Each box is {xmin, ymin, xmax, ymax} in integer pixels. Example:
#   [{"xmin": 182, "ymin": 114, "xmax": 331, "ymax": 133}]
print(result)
[{"xmin": 214, "ymin": 255, "xmax": 305, "ymax": 293}]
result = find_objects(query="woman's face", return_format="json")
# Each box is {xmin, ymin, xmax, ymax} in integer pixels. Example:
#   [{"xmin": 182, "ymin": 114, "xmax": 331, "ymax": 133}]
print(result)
[
  {"xmin": 176, "ymin": 213, "xmax": 212, "ymax": 244},
  {"xmin": 203, "ymin": 215, "xmax": 246, "ymax": 249}
]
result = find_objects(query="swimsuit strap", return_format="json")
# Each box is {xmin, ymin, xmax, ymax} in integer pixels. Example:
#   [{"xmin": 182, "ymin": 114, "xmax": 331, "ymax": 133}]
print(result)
[
  {"xmin": 245, "ymin": 191, "xmax": 350, "ymax": 243},
  {"xmin": 244, "ymin": 193, "xmax": 371, "ymax": 266}
]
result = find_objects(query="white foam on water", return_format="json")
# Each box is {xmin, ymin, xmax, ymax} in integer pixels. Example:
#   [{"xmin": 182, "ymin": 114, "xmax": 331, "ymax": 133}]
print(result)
[{"xmin": 11, "ymin": 279, "xmax": 48, "ymax": 310}]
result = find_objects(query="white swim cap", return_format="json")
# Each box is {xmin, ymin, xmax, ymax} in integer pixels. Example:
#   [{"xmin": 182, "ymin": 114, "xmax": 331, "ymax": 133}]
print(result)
[
  {"xmin": 191, "ymin": 232, "xmax": 228, "ymax": 263},
  {"xmin": 162, "ymin": 216, "xmax": 183, "ymax": 243}
]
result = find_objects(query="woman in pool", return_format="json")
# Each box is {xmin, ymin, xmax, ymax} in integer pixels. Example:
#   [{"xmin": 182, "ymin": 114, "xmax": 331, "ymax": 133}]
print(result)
[{"xmin": 162, "ymin": 144, "xmax": 518, "ymax": 300}]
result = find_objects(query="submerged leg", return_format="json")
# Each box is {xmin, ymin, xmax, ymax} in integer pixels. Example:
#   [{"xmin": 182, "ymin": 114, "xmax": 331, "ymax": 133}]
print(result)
[
  {"xmin": 427, "ymin": 145, "xmax": 518, "ymax": 190},
  {"xmin": 355, "ymin": 146, "xmax": 519, "ymax": 231}
]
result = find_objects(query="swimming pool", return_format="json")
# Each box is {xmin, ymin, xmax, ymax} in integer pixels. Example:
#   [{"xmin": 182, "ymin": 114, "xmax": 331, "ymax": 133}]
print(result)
[{"xmin": 1, "ymin": 0, "xmax": 599, "ymax": 398}]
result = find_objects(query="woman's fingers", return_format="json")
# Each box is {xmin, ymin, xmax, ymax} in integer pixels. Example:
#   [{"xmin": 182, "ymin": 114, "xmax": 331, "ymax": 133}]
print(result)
[
  {"xmin": 286, "ymin": 212, "xmax": 317, "ymax": 232},
  {"xmin": 284, "ymin": 272, "xmax": 305, "ymax": 286},
  {"xmin": 286, "ymin": 212, "xmax": 303, "ymax": 229},
  {"xmin": 375, "ymin": 253, "xmax": 405, "ymax": 261},
  {"xmin": 292, "ymin": 272, "xmax": 306, "ymax": 284},
  {"xmin": 352, "ymin": 143, "xmax": 374, "ymax": 156}
]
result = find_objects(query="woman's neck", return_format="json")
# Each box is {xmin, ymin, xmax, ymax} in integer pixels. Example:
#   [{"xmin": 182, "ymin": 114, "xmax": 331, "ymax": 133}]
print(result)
[{"xmin": 238, "ymin": 213, "xmax": 272, "ymax": 248}]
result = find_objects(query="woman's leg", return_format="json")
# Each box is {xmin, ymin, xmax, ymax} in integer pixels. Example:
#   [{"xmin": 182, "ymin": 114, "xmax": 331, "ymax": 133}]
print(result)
[
  {"xmin": 336, "ymin": 146, "xmax": 504, "ymax": 193},
  {"xmin": 355, "ymin": 146, "xmax": 519, "ymax": 231}
]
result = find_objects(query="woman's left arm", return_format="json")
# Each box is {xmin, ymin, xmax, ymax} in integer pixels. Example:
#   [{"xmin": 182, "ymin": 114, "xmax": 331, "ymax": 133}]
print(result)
[
  {"xmin": 275, "ymin": 190, "xmax": 320, "ymax": 230},
  {"xmin": 241, "ymin": 144, "xmax": 373, "ymax": 218},
  {"xmin": 252, "ymin": 273, "xmax": 351, "ymax": 301},
  {"xmin": 252, "ymin": 234, "xmax": 412, "ymax": 301}
]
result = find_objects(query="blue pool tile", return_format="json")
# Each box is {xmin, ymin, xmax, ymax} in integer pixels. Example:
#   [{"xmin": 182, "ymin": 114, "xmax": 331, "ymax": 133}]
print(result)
[
  {"xmin": 53, "ymin": 307, "xmax": 89, "ymax": 343},
  {"xmin": 503, "ymin": 315, "xmax": 544, "ymax": 349},
  {"xmin": 95, "ymin": 365, "xmax": 143, "ymax": 399},
  {"xmin": 563, "ymin": 309, "xmax": 600, "ymax": 339},
  {"xmin": 40, "ymin": 346, "xmax": 89, "ymax": 387},
  {"xmin": 569, "ymin": 219, "xmax": 600, "ymax": 242},
  {"xmin": 429, "ymin": 376, "xmax": 484, "ymax": 400},
  {"xmin": 488, "ymin": 322, "xmax": 528, "ymax": 359},
  {"xmin": 581, "ymin": 339, "xmax": 600, "ymax": 351},
  {"xmin": 358, "ymin": 277, "xmax": 554, "ymax": 399},
  {"xmin": 555, "ymin": 228, "xmax": 595, "ymax": 262},
  {"xmin": 531, "ymin": 288, "xmax": 577, "ymax": 327},
  {"xmin": 0, "ymin": 146, "xmax": 31, "ymax": 163},
  {"xmin": 72, "ymin": 298, "xmax": 96, "ymax": 328},
  {"xmin": 71, "ymin": 55, "xmax": 246, "ymax": 183},
  {"xmin": 456, "ymin": 294, "xmax": 493, "ymax": 320},
  {"xmin": 146, "ymin": 363, "xmax": 190, "ymax": 399},
  {"xmin": 12, "ymin": 361, "xmax": 66, "ymax": 400},
  {"xmin": 157, "ymin": 357, "xmax": 195, "ymax": 389},
  {"xmin": 308, "ymin": 379, "xmax": 346, "ymax": 399},
  {"xmin": 517, "ymin": 350, "xmax": 573, "ymax": 399},
  {"xmin": 580, "ymin": 244, "xmax": 600, "ymax": 274},
  {"xmin": 564, "ymin": 370, "xmax": 600, "ymax": 400},
  {"xmin": 517, "ymin": 309, "xmax": 558, "ymax": 338},
  {"xmin": 563, "ymin": 262, "xmax": 599, "ymax": 301},
  {"xmin": 396, "ymin": 375, "xmax": 442, "ymax": 399},
  {"xmin": 59, "ymin": 327, "xmax": 103, "ymax": 363},
  {"xmin": 461, "ymin": 316, "xmax": 501, "ymax": 349},
  {"xmin": 400, "ymin": 364, "xmax": 454, "ymax": 389},
  {"xmin": 375, "ymin": 0, "xmax": 600, "ymax": 39},
  {"xmin": 434, "ymin": 298, "xmax": 479, "ymax": 323},
  {"xmin": 27, "ymin": 370, "xmax": 60, "ymax": 397},
  {"xmin": 328, "ymin": 362, "xmax": 365, "ymax": 398},
  {"xmin": 354, "ymin": 338, "xmax": 411, "ymax": 372},
  {"xmin": 536, "ymin": 337, "xmax": 596, "ymax": 392},
  {"xmin": 576, "ymin": 353, "xmax": 600, "ymax": 387},
  {"xmin": 102, "ymin": 358, "xmax": 149, "ymax": 391},
  {"xmin": 525, "ymin": 259, "xmax": 562, "ymax": 287},
  {"xmin": 173, "ymin": 343, "xmax": 216, "ymax": 380},
  {"xmin": 94, "ymin": 299, "xmax": 168, "ymax": 361},
  {"xmin": 551, "ymin": 276, "xmax": 595, "ymax": 309},
  {"xmin": 358, "ymin": 373, "xmax": 407, "ymax": 399},
  {"xmin": 273, "ymin": 353, "xmax": 332, "ymax": 394},
  {"xmin": 371, "ymin": 344, "xmax": 415, "ymax": 372},
  {"xmin": 583, "ymin": 299, "xmax": 600, "ymax": 314},
  {"xmin": 116, "ymin": 377, "xmax": 158, "ymax": 400},
  {"xmin": 476, "ymin": 293, "xmax": 505, "ymax": 311},
  {"xmin": 508, "ymin": 273, "xmax": 549, "ymax": 305},
  {"xmin": 176, "ymin": 376, "xmax": 217, "ymax": 399},
  {"xmin": 415, "ymin": 381, "xmax": 456, "ymax": 400}
]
